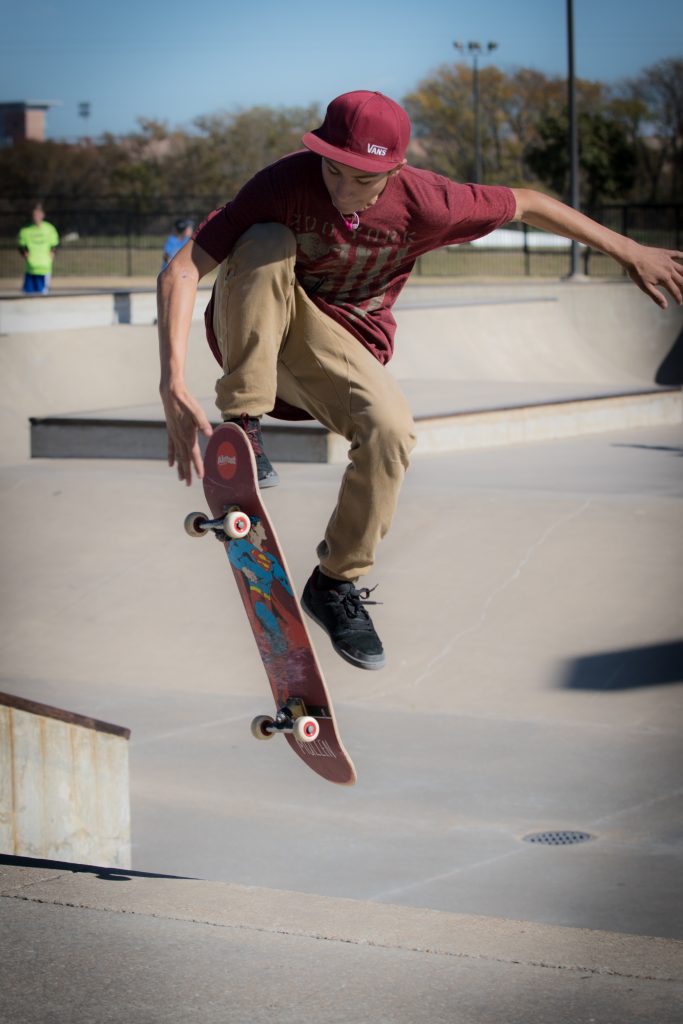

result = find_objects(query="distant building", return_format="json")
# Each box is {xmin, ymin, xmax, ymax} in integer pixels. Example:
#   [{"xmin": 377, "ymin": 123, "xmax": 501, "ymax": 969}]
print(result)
[{"xmin": 0, "ymin": 101, "xmax": 59, "ymax": 145}]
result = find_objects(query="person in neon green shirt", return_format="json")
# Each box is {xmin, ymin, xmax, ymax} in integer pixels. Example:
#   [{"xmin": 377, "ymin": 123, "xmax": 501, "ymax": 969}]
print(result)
[{"xmin": 17, "ymin": 204, "xmax": 60, "ymax": 294}]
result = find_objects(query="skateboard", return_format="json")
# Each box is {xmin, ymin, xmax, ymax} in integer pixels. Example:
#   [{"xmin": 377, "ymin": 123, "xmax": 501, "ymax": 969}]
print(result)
[{"xmin": 184, "ymin": 423, "xmax": 356, "ymax": 786}]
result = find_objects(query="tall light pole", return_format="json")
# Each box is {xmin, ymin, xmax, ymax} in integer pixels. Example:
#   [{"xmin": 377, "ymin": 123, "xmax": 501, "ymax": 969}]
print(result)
[
  {"xmin": 453, "ymin": 40, "xmax": 498, "ymax": 183},
  {"xmin": 78, "ymin": 101, "xmax": 92, "ymax": 138},
  {"xmin": 566, "ymin": 0, "xmax": 581, "ymax": 275}
]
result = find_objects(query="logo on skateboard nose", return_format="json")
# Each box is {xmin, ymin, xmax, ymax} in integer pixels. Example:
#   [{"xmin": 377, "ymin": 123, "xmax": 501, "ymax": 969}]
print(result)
[{"xmin": 216, "ymin": 441, "xmax": 237, "ymax": 480}]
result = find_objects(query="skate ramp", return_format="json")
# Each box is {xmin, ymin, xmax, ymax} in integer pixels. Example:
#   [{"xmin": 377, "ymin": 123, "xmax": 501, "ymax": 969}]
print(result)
[{"xmin": 0, "ymin": 279, "xmax": 681, "ymax": 463}]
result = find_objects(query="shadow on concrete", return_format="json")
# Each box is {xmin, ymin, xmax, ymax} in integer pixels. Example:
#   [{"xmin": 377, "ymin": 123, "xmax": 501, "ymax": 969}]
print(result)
[
  {"xmin": 560, "ymin": 641, "xmax": 683, "ymax": 691},
  {"xmin": 0, "ymin": 853, "xmax": 192, "ymax": 882},
  {"xmin": 612, "ymin": 443, "xmax": 683, "ymax": 457},
  {"xmin": 656, "ymin": 326, "xmax": 683, "ymax": 385}
]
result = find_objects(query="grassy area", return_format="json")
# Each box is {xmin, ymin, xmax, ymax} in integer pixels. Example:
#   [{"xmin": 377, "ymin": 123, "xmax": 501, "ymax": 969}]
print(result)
[
  {"xmin": 0, "ymin": 242, "xmax": 628, "ymax": 281},
  {"xmin": 414, "ymin": 247, "xmax": 624, "ymax": 279},
  {"xmin": 0, "ymin": 244, "xmax": 165, "ymax": 278}
]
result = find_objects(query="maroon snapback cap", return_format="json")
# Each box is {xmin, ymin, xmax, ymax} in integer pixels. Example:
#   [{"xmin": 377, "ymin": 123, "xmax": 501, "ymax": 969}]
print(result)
[{"xmin": 302, "ymin": 91, "xmax": 411, "ymax": 173}]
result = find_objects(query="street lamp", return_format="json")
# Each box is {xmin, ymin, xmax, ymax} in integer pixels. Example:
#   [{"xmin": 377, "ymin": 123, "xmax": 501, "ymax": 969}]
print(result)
[
  {"xmin": 453, "ymin": 40, "xmax": 498, "ymax": 183},
  {"xmin": 566, "ymin": 0, "xmax": 581, "ymax": 276},
  {"xmin": 78, "ymin": 101, "xmax": 91, "ymax": 137}
]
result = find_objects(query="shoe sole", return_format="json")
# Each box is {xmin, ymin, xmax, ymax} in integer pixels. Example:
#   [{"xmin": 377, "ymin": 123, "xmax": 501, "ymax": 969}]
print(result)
[
  {"xmin": 257, "ymin": 472, "xmax": 280, "ymax": 489},
  {"xmin": 301, "ymin": 593, "xmax": 386, "ymax": 671}
]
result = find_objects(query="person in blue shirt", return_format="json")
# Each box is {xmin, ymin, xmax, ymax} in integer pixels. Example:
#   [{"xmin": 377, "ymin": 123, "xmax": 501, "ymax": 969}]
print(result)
[{"xmin": 162, "ymin": 219, "xmax": 193, "ymax": 269}]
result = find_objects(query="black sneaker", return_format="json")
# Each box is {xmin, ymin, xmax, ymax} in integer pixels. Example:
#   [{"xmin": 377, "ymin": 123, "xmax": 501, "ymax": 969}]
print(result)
[
  {"xmin": 302, "ymin": 568, "xmax": 386, "ymax": 670},
  {"xmin": 226, "ymin": 415, "xmax": 279, "ymax": 488}
]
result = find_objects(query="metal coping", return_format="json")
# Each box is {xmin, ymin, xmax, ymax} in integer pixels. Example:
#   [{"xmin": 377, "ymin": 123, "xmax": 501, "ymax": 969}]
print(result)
[{"xmin": 0, "ymin": 691, "xmax": 131, "ymax": 740}]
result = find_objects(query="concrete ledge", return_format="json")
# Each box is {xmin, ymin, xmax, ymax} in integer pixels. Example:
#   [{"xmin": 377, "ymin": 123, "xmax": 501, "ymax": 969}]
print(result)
[
  {"xmin": 29, "ymin": 413, "xmax": 335, "ymax": 462},
  {"xmin": 416, "ymin": 388, "xmax": 683, "ymax": 453},
  {"xmin": 1, "ymin": 857, "xmax": 681, "ymax": 981},
  {"xmin": 0, "ymin": 287, "xmax": 212, "ymax": 333},
  {"xmin": 29, "ymin": 388, "xmax": 683, "ymax": 461}
]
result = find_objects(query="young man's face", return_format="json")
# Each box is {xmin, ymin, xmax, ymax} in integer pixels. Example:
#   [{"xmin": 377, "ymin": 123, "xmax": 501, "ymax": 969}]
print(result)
[{"xmin": 321, "ymin": 158, "xmax": 403, "ymax": 216}]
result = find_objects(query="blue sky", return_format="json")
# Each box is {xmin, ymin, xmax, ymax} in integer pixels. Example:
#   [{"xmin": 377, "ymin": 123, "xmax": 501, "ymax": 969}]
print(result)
[{"xmin": 2, "ymin": 0, "xmax": 681, "ymax": 140}]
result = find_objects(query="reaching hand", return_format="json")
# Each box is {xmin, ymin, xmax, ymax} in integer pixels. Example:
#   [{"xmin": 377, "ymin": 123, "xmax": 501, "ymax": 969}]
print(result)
[
  {"xmin": 161, "ymin": 386, "xmax": 213, "ymax": 485},
  {"xmin": 621, "ymin": 243, "xmax": 683, "ymax": 310}
]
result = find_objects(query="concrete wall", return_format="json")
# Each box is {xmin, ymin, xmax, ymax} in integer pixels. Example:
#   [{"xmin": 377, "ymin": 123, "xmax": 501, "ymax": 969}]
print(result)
[
  {"xmin": 0, "ymin": 693, "xmax": 131, "ymax": 868},
  {"xmin": 0, "ymin": 320, "xmax": 219, "ymax": 461},
  {"xmin": 392, "ymin": 281, "xmax": 683, "ymax": 385}
]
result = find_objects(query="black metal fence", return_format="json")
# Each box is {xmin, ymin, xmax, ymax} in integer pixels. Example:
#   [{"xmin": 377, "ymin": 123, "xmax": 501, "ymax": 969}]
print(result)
[
  {"xmin": 1, "ymin": 198, "xmax": 680, "ymax": 281},
  {"xmin": 0, "ymin": 196, "xmax": 216, "ymax": 278}
]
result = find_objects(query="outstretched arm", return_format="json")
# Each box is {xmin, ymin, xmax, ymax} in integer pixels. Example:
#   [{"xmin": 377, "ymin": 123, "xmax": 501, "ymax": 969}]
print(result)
[
  {"xmin": 511, "ymin": 188, "xmax": 683, "ymax": 310},
  {"xmin": 158, "ymin": 240, "xmax": 218, "ymax": 485}
]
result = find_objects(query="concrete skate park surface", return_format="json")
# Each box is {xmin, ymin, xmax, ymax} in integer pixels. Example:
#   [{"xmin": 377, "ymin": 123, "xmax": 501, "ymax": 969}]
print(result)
[{"xmin": 1, "ymin": 278, "xmax": 682, "ymax": 1022}]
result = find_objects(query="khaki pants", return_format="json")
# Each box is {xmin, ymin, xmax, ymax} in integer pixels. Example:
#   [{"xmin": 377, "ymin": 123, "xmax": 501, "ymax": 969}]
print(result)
[{"xmin": 212, "ymin": 223, "xmax": 416, "ymax": 581}]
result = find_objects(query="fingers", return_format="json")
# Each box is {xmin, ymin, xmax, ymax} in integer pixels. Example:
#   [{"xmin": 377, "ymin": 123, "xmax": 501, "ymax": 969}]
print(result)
[
  {"xmin": 629, "ymin": 248, "xmax": 683, "ymax": 308},
  {"xmin": 669, "ymin": 263, "xmax": 683, "ymax": 305},
  {"xmin": 165, "ymin": 429, "xmax": 197, "ymax": 485},
  {"xmin": 649, "ymin": 287, "xmax": 668, "ymax": 310},
  {"xmin": 193, "ymin": 406, "xmax": 214, "ymax": 440},
  {"xmin": 175, "ymin": 441, "xmax": 202, "ymax": 486},
  {"xmin": 178, "ymin": 458, "xmax": 192, "ymax": 485},
  {"xmin": 162, "ymin": 390, "xmax": 211, "ymax": 486},
  {"xmin": 191, "ymin": 440, "xmax": 205, "ymax": 482},
  {"xmin": 661, "ymin": 253, "xmax": 683, "ymax": 305},
  {"xmin": 632, "ymin": 276, "xmax": 666, "ymax": 310}
]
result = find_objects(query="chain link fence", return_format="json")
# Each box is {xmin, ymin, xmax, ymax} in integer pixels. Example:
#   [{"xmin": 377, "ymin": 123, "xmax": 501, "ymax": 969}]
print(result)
[
  {"xmin": 0, "ymin": 196, "xmax": 216, "ymax": 278},
  {"xmin": 1, "ymin": 198, "xmax": 680, "ymax": 281}
]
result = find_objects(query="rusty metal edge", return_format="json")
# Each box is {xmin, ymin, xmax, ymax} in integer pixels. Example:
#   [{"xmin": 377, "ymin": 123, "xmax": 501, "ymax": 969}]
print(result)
[{"xmin": 0, "ymin": 692, "xmax": 131, "ymax": 740}]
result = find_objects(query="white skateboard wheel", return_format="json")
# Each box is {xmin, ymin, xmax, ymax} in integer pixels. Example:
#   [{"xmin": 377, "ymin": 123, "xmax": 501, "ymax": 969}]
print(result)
[
  {"xmin": 224, "ymin": 510, "xmax": 251, "ymax": 539},
  {"xmin": 293, "ymin": 716, "xmax": 320, "ymax": 743},
  {"xmin": 184, "ymin": 512, "xmax": 208, "ymax": 538},
  {"xmin": 251, "ymin": 715, "xmax": 275, "ymax": 740}
]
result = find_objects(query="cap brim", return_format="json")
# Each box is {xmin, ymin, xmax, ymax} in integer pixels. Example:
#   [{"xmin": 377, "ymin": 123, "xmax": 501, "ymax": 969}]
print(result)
[{"xmin": 302, "ymin": 131, "xmax": 400, "ymax": 174}]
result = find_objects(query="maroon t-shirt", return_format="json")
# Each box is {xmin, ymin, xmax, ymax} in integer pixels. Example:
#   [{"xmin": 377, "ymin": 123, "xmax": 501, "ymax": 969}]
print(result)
[{"xmin": 195, "ymin": 150, "xmax": 515, "ymax": 416}]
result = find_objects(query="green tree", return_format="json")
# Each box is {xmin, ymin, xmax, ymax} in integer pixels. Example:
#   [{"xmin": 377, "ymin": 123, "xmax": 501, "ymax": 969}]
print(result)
[
  {"xmin": 171, "ymin": 104, "xmax": 320, "ymax": 201},
  {"xmin": 527, "ymin": 110, "xmax": 637, "ymax": 205},
  {"xmin": 403, "ymin": 64, "xmax": 477, "ymax": 179},
  {"xmin": 637, "ymin": 57, "xmax": 683, "ymax": 200},
  {"xmin": 404, "ymin": 63, "xmax": 609, "ymax": 190},
  {"xmin": 609, "ymin": 89, "xmax": 665, "ymax": 201}
]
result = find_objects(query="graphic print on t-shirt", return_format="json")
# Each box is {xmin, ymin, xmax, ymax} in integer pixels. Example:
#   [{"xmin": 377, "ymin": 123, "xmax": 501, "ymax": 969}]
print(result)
[{"xmin": 295, "ymin": 226, "xmax": 413, "ymax": 325}]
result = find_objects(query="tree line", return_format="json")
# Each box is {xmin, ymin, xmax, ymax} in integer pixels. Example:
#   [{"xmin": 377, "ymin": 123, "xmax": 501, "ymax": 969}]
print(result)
[
  {"xmin": 404, "ymin": 56, "xmax": 682, "ymax": 205},
  {"xmin": 1, "ymin": 57, "xmax": 681, "ymax": 225}
]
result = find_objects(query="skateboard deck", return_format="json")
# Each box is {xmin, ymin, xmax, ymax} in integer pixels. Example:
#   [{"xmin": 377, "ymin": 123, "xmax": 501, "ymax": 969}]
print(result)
[{"xmin": 184, "ymin": 423, "xmax": 356, "ymax": 786}]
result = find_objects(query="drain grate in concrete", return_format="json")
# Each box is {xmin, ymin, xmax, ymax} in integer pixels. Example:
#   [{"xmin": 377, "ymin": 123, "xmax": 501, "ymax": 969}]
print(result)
[{"xmin": 522, "ymin": 830, "xmax": 594, "ymax": 846}]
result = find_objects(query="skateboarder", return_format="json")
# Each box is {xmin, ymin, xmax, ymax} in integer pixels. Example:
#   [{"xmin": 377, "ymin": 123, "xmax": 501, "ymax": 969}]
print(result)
[{"xmin": 158, "ymin": 90, "xmax": 683, "ymax": 671}]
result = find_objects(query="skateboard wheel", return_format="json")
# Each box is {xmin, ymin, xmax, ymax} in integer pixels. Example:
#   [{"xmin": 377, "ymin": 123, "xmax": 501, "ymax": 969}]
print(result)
[
  {"xmin": 184, "ymin": 512, "xmax": 209, "ymax": 538},
  {"xmin": 223, "ymin": 510, "xmax": 251, "ymax": 539},
  {"xmin": 251, "ymin": 715, "xmax": 275, "ymax": 740},
  {"xmin": 293, "ymin": 716, "xmax": 320, "ymax": 743}
]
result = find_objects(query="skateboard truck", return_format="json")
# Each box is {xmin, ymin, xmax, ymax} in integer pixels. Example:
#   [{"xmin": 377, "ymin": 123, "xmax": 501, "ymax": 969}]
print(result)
[
  {"xmin": 251, "ymin": 698, "xmax": 321, "ymax": 744},
  {"xmin": 184, "ymin": 508, "xmax": 251, "ymax": 541}
]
